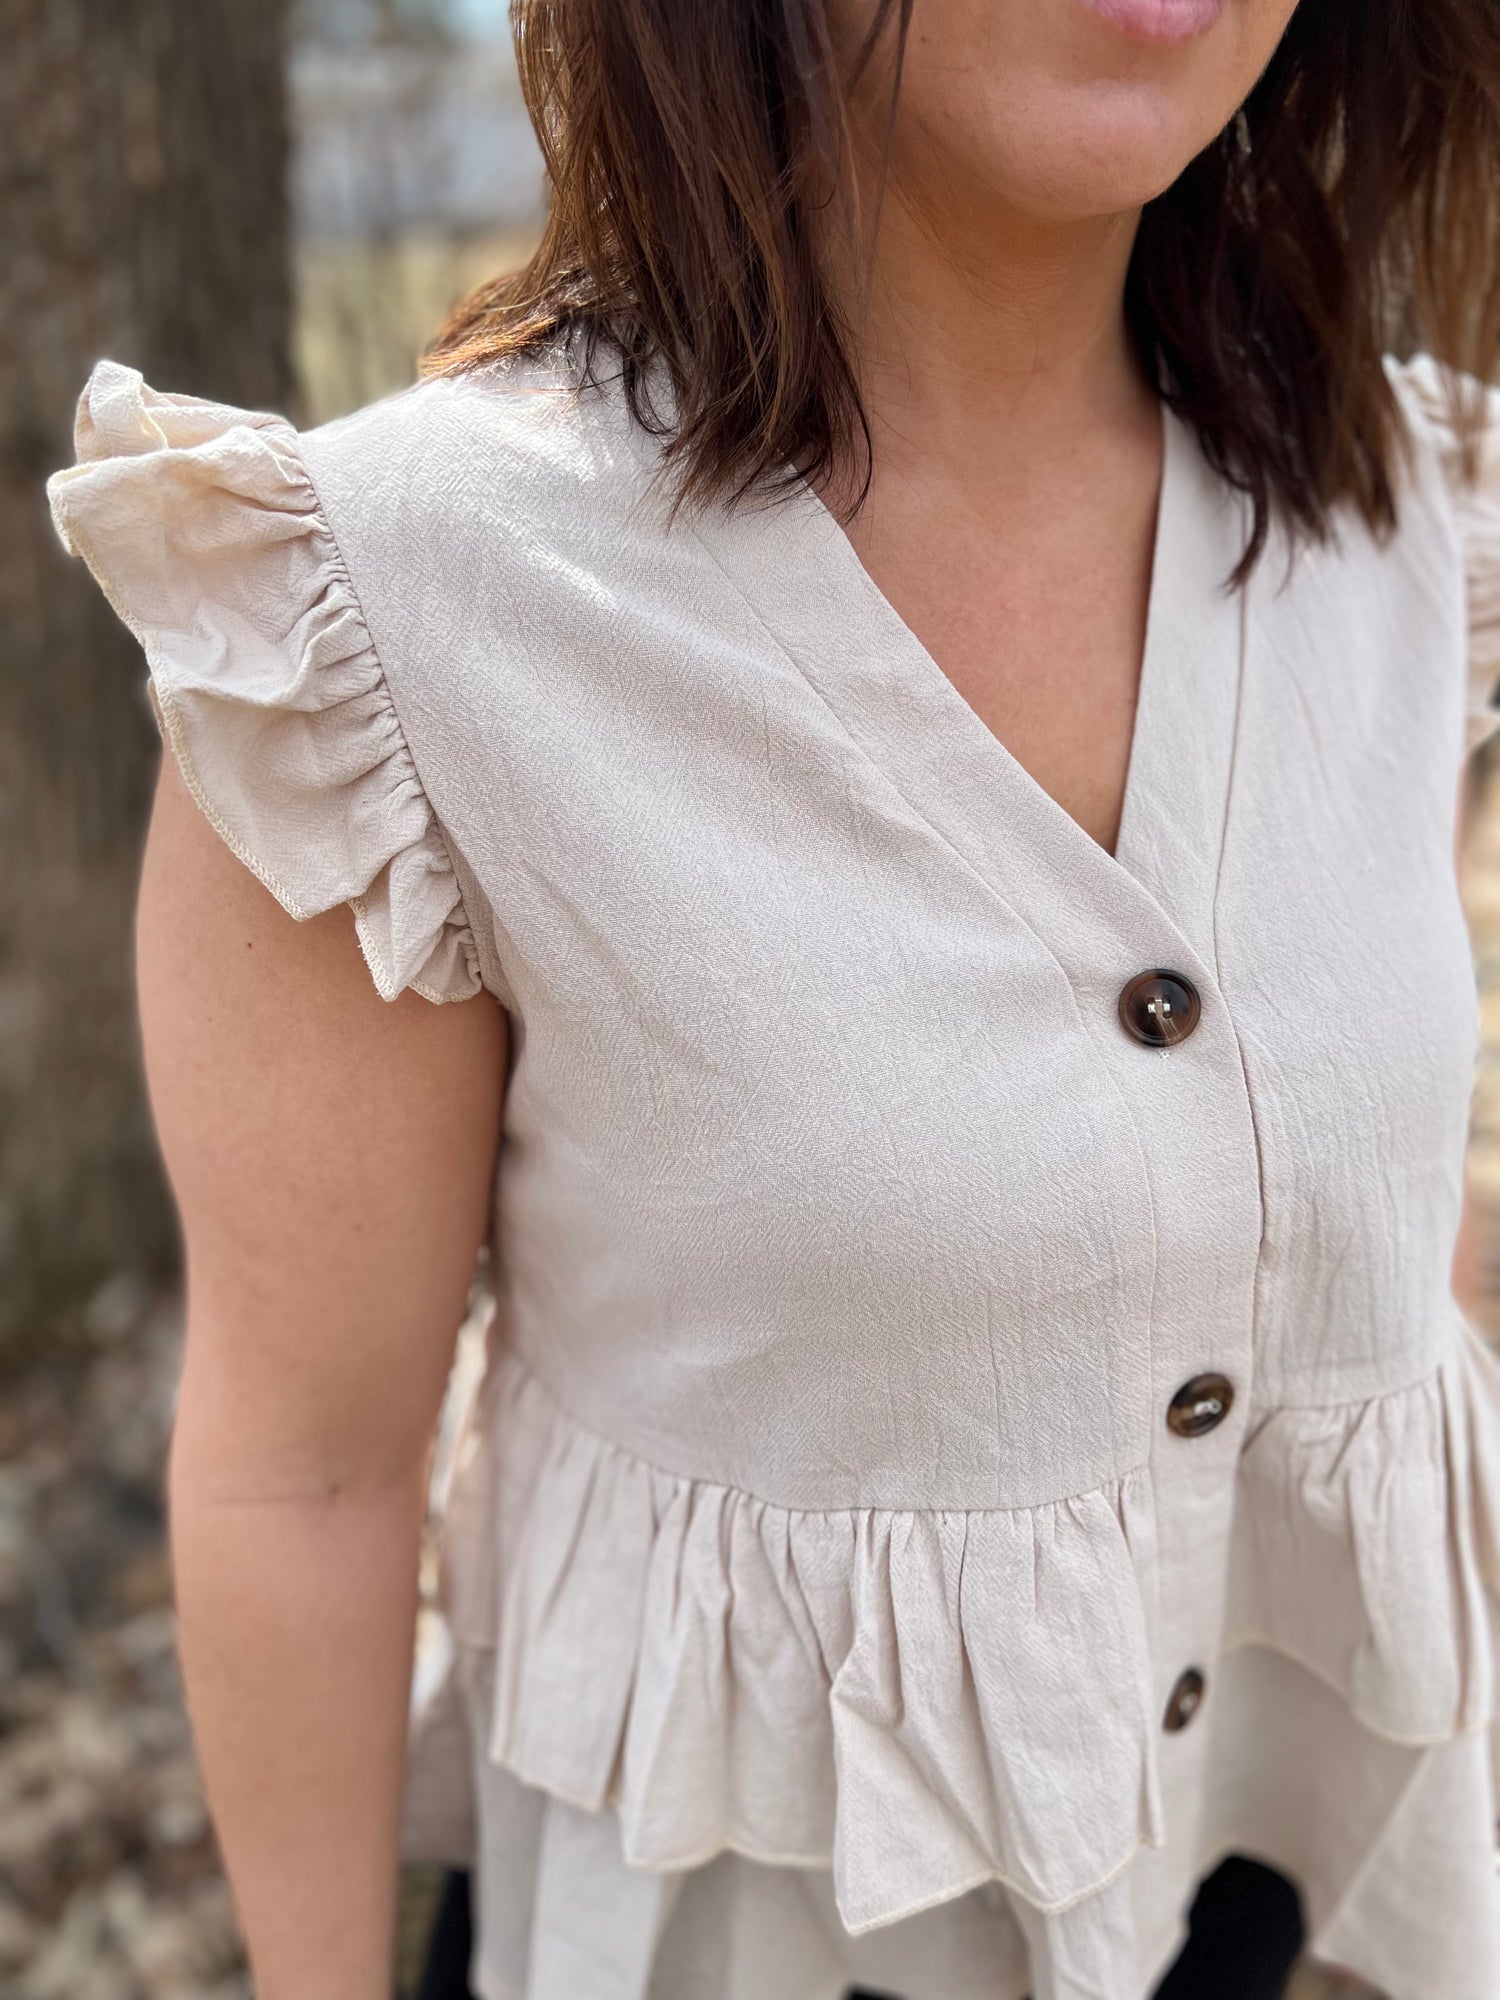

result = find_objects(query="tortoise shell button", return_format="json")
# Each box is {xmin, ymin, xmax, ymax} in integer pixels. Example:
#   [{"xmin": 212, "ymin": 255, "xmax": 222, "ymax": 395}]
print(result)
[
  {"xmin": 1118, "ymin": 969, "xmax": 1201, "ymax": 1047},
  {"xmin": 1163, "ymin": 1667, "xmax": 1207, "ymax": 1733},
  {"xmin": 1167, "ymin": 1373, "xmax": 1235, "ymax": 1439}
]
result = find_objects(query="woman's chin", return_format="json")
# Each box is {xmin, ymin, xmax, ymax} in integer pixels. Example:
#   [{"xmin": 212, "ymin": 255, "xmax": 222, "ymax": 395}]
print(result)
[
  {"xmin": 882, "ymin": 0, "xmax": 1289, "ymax": 226},
  {"xmin": 945, "ymin": 91, "xmax": 1216, "ymax": 224}
]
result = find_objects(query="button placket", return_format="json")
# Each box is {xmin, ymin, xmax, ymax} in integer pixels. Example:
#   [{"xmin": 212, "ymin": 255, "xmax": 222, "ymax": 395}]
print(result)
[
  {"xmin": 1159, "ymin": 1371, "xmax": 1234, "ymax": 1741},
  {"xmin": 1097, "ymin": 958, "xmax": 1259, "ymax": 1791}
]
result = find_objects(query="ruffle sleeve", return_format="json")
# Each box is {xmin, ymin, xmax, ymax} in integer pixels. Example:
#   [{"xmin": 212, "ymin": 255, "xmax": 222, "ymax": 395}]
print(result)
[
  {"xmin": 46, "ymin": 359, "xmax": 481, "ymax": 1005},
  {"xmin": 1389, "ymin": 352, "xmax": 1500, "ymax": 756}
]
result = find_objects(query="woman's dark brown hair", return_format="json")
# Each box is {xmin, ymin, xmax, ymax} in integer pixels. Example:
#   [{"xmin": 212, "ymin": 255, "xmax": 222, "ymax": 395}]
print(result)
[{"xmin": 423, "ymin": 0, "xmax": 1500, "ymax": 577}]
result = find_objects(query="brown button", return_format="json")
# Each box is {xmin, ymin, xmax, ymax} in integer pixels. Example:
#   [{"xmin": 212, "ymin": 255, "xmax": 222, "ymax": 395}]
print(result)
[
  {"xmin": 1167, "ymin": 1373, "xmax": 1235, "ymax": 1439},
  {"xmin": 1163, "ymin": 1667, "xmax": 1206, "ymax": 1733},
  {"xmin": 1118, "ymin": 969, "xmax": 1201, "ymax": 1047}
]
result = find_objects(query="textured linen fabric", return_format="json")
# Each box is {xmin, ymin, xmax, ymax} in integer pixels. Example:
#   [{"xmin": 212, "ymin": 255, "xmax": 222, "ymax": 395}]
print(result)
[{"xmin": 46, "ymin": 345, "xmax": 1500, "ymax": 2000}]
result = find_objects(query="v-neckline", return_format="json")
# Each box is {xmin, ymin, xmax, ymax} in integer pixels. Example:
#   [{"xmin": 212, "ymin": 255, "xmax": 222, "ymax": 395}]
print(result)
[
  {"xmin": 688, "ymin": 394, "xmax": 1250, "ymax": 981},
  {"xmin": 786, "ymin": 396, "xmax": 1178, "ymax": 884}
]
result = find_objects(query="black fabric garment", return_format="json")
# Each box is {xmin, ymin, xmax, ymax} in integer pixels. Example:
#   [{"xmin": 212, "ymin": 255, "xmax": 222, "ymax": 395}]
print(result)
[
  {"xmin": 413, "ymin": 1869, "xmax": 477, "ymax": 2000},
  {"xmin": 411, "ymin": 1854, "xmax": 1307, "ymax": 2000},
  {"xmin": 1150, "ymin": 1855, "xmax": 1306, "ymax": 2000}
]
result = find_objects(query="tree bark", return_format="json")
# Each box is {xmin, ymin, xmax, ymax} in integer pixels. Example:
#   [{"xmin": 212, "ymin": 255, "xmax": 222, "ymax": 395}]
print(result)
[{"xmin": 0, "ymin": 0, "xmax": 292, "ymax": 1366}]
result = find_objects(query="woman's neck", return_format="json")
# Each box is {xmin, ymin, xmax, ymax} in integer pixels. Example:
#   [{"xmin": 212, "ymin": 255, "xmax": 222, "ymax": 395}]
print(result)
[
  {"xmin": 817, "ymin": 143, "xmax": 1157, "ymax": 508},
  {"xmin": 807, "ymin": 129, "xmax": 1170, "ymax": 860}
]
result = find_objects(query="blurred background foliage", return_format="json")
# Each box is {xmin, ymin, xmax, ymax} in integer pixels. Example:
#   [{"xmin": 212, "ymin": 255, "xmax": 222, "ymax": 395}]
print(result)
[
  {"xmin": 0, "ymin": 4, "xmax": 1491, "ymax": 1997},
  {"xmin": 289, "ymin": 0, "xmax": 543, "ymax": 422}
]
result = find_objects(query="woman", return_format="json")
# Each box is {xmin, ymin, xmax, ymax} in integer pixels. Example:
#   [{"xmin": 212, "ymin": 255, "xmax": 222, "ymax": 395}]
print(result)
[{"xmin": 45, "ymin": 1, "xmax": 1500, "ymax": 1997}]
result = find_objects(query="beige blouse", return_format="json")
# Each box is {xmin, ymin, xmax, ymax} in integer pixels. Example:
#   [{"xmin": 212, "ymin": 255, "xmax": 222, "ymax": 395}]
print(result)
[{"xmin": 47, "ymin": 345, "xmax": 1500, "ymax": 2000}]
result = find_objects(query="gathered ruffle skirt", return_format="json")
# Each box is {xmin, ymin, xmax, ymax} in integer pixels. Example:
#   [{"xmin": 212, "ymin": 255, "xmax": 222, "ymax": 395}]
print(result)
[{"xmin": 399, "ymin": 1314, "xmax": 1500, "ymax": 2000}]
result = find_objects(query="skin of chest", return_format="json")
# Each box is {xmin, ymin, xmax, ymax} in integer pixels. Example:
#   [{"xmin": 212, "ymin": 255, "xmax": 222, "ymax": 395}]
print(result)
[{"xmin": 835, "ymin": 416, "xmax": 1163, "ymax": 860}]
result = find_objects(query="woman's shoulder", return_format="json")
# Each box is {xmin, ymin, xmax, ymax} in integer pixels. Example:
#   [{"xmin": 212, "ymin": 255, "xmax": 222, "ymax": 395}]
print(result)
[
  {"xmin": 301, "ymin": 343, "xmax": 671, "ymax": 575},
  {"xmin": 44, "ymin": 353, "xmax": 648, "ymax": 1008},
  {"xmin": 1384, "ymin": 350, "xmax": 1500, "ymax": 558},
  {"xmin": 50, "ymin": 341, "xmax": 673, "ymax": 628},
  {"xmin": 1385, "ymin": 352, "xmax": 1500, "ymax": 752},
  {"xmin": 1386, "ymin": 349, "xmax": 1500, "ymax": 459},
  {"xmin": 43, "ymin": 345, "xmax": 699, "ymax": 1011}
]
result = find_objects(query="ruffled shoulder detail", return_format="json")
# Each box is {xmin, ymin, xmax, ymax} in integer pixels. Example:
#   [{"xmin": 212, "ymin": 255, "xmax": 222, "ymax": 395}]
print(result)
[
  {"xmin": 1388, "ymin": 352, "xmax": 1500, "ymax": 756},
  {"xmin": 46, "ymin": 359, "xmax": 481, "ymax": 1004}
]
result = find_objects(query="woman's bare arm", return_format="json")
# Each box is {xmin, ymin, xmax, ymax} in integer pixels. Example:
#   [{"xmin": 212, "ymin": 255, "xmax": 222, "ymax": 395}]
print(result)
[{"xmin": 137, "ymin": 753, "xmax": 508, "ymax": 2000}]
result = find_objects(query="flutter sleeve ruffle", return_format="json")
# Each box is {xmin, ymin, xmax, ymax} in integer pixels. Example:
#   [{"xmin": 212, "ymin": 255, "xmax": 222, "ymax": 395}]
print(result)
[
  {"xmin": 46, "ymin": 358, "xmax": 481, "ymax": 1004},
  {"xmin": 1389, "ymin": 351, "xmax": 1500, "ymax": 756}
]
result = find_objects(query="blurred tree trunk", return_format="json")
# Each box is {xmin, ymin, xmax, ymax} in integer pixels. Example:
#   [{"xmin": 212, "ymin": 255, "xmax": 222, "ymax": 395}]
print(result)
[{"xmin": 0, "ymin": 0, "xmax": 293, "ymax": 1366}]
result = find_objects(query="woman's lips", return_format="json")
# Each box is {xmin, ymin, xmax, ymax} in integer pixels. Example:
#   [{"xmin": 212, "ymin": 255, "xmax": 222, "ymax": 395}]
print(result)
[{"xmin": 1076, "ymin": 0, "xmax": 1226, "ymax": 45}]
